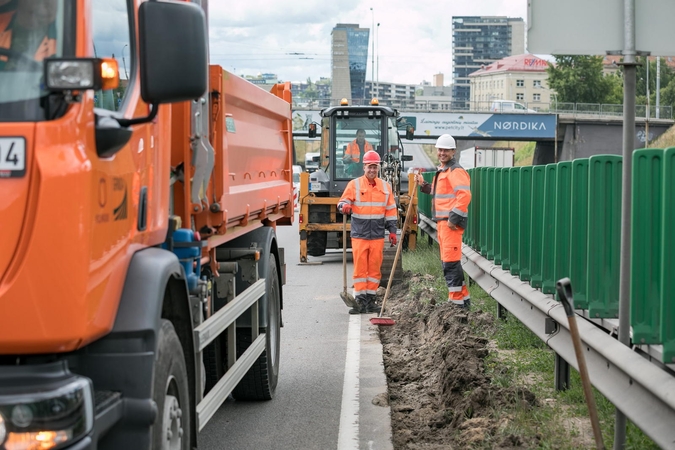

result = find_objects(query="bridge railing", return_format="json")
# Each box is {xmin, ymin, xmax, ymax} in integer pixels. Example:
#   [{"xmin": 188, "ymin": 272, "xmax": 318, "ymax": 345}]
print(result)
[{"xmin": 296, "ymin": 99, "xmax": 673, "ymax": 119}]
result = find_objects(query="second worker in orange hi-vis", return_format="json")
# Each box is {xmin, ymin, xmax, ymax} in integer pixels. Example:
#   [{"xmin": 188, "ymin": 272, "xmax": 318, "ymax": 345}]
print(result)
[
  {"xmin": 338, "ymin": 150, "xmax": 398, "ymax": 314},
  {"xmin": 417, "ymin": 134, "xmax": 472, "ymax": 309}
]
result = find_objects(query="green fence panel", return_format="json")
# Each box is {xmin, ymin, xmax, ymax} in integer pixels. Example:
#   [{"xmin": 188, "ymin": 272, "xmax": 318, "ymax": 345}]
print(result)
[
  {"xmin": 479, "ymin": 168, "xmax": 489, "ymax": 256},
  {"xmin": 493, "ymin": 168, "xmax": 504, "ymax": 265},
  {"xmin": 662, "ymin": 147, "xmax": 675, "ymax": 363},
  {"xmin": 587, "ymin": 155, "xmax": 622, "ymax": 318},
  {"xmin": 569, "ymin": 159, "xmax": 590, "ymax": 309},
  {"xmin": 553, "ymin": 161, "xmax": 573, "ymax": 299},
  {"xmin": 500, "ymin": 168, "xmax": 511, "ymax": 270},
  {"xmin": 529, "ymin": 165, "xmax": 546, "ymax": 289},
  {"xmin": 472, "ymin": 168, "xmax": 482, "ymax": 251},
  {"xmin": 518, "ymin": 167, "xmax": 533, "ymax": 281},
  {"xmin": 485, "ymin": 168, "xmax": 496, "ymax": 260},
  {"xmin": 465, "ymin": 168, "xmax": 474, "ymax": 247},
  {"xmin": 508, "ymin": 167, "xmax": 521, "ymax": 276},
  {"xmin": 419, "ymin": 171, "xmax": 435, "ymax": 218},
  {"xmin": 541, "ymin": 164, "xmax": 558, "ymax": 294},
  {"xmin": 631, "ymin": 149, "xmax": 663, "ymax": 343}
]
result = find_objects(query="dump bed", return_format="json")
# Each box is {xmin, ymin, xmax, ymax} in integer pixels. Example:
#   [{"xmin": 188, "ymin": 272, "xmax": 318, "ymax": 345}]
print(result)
[{"xmin": 185, "ymin": 67, "xmax": 294, "ymax": 247}]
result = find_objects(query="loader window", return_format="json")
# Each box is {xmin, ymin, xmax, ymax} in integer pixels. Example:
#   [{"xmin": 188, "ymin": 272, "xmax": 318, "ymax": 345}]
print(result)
[
  {"xmin": 0, "ymin": 0, "xmax": 71, "ymax": 121},
  {"xmin": 92, "ymin": 0, "xmax": 133, "ymax": 112},
  {"xmin": 334, "ymin": 115, "xmax": 383, "ymax": 180}
]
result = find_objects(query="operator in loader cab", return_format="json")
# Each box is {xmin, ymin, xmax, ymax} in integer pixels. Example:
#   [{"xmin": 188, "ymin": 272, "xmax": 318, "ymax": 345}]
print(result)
[
  {"xmin": 338, "ymin": 150, "xmax": 398, "ymax": 314},
  {"xmin": 0, "ymin": 0, "xmax": 58, "ymax": 69},
  {"xmin": 342, "ymin": 128, "xmax": 374, "ymax": 176}
]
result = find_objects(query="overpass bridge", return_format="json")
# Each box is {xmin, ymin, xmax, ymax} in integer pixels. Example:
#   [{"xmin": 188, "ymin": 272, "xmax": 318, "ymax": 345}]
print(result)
[{"xmin": 293, "ymin": 106, "xmax": 674, "ymax": 163}]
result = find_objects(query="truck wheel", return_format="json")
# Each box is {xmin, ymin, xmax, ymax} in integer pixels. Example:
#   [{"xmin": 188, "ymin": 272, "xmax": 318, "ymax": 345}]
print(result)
[
  {"xmin": 152, "ymin": 320, "xmax": 192, "ymax": 450},
  {"xmin": 232, "ymin": 254, "xmax": 281, "ymax": 400}
]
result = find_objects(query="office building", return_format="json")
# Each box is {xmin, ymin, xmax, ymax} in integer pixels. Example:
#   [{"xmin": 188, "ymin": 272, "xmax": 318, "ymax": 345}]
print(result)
[
  {"xmin": 331, "ymin": 23, "xmax": 369, "ymax": 102},
  {"xmin": 452, "ymin": 16, "xmax": 525, "ymax": 106}
]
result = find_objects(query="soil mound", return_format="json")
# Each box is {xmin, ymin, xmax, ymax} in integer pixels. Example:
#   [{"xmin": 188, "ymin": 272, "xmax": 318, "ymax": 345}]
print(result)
[{"xmin": 378, "ymin": 273, "xmax": 538, "ymax": 449}]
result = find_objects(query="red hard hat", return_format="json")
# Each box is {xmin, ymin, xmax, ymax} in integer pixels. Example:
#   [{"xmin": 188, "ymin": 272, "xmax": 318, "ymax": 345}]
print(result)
[{"xmin": 362, "ymin": 150, "xmax": 381, "ymax": 164}]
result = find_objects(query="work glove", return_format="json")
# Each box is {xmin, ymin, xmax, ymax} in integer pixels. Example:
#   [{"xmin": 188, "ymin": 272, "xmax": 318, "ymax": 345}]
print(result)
[
  {"xmin": 341, "ymin": 204, "xmax": 352, "ymax": 214},
  {"xmin": 389, "ymin": 232, "xmax": 397, "ymax": 246}
]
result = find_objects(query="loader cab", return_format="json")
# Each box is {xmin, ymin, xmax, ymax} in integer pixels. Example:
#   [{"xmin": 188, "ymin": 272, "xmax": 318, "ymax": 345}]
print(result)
[{"xmin": 314, "ymin": 105, "xmax": 402, "ymax": 196}]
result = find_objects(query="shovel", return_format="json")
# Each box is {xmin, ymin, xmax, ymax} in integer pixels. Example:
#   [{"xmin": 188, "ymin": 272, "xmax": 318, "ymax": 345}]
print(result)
[
  {"xmin": 556, "ymin": 278, "xmax": 605, "ymax": 450},
  {"xmin": 371, "ymin": 177, "xmax": 417, "ymax": 327},
  {"xmin": 340, "ymin": 214, "xmax": 357, "ymax": 308}
]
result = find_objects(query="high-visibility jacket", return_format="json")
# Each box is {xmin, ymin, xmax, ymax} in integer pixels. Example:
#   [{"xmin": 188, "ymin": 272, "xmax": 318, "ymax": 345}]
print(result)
[
  {"xmin": 0, "ymin": 7, "xmax": 57, "ymax": 67},
  {"xmin": 338, "ymin": 176, "xmax": 397, "ymax": 240},
  {"xmin": 428, "ymin": 158, "xmax": 471, "ymax": 229},
  {"xmin": 344, "ymin": 139, "xmax": 374, "ymax": 163}
]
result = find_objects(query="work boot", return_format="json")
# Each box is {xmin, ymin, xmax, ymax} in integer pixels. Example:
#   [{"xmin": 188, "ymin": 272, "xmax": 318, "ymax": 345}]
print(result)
[
  {"xmin": 462, "ymin": 299, "xmax": 471, "ymax": 310},
  {"xmin": 364, "ymin": 294, "xmax": 381, "ymax": 314},
  {"xmin": 349, "ymin": 295, "xmax": 367, "ymax": 315}
]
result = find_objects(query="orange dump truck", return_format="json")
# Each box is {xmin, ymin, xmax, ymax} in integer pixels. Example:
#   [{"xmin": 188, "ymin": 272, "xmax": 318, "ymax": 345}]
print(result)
[{"xmin": 0, "ymin": 1, "xmax": 293, "ymax": 448}]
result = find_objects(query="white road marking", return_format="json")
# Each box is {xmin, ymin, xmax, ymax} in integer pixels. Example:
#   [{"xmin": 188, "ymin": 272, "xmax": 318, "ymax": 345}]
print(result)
[{"xmin": 337, "ymin": 314, "xmax": 361, "ymax": 450}]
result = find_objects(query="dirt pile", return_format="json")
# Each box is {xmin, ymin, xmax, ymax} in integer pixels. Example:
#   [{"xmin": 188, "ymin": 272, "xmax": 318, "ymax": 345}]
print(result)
[{"xmin": 378, "ymin": 273, "xmax": 538, "ymax": 449}]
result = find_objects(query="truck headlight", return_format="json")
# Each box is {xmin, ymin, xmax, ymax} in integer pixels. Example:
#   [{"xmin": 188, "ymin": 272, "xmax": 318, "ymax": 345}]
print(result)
[{"xmin": 0, "ymin": 377, "xmax": 93, "ymax": 450}]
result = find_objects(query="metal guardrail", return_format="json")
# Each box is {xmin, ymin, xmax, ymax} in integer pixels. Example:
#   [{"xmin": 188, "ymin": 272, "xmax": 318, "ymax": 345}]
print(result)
[
  {"xmin": 294, "ymin": 99, "xmax": 673, "ymax": 119},
  {"xmin": 418, "ymin": 215, "xmax": 675, "ymax": 449}
]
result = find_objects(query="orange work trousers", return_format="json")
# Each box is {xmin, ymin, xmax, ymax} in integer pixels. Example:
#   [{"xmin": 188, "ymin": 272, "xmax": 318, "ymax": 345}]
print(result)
[
  {"xmin": 352, "ymin": 238, "xmax": 385, "ymax": 297},
  {"xmin": 437, "ymin": 222, "xmax": 470, "ymax": 305}
]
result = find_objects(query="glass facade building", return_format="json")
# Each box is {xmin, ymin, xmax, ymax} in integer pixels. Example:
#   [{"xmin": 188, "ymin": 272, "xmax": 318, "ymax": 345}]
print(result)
[
  {"xmin": 452, "ymin": 16, "xmax": 524, "ymax": 107},
  {"xmin": 332, "ymin": 24, "xmax": 369, "ymax": 102}
]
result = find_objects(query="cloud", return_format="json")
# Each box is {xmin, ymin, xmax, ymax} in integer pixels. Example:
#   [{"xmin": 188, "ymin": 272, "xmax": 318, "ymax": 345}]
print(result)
[{"xmin": 207, "ymin": 0, "xmax": 528, "ymax": 85}]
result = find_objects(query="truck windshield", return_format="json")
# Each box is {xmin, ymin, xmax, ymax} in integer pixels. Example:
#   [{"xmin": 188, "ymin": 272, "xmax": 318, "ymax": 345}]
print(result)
[
  {"xmin": 333, "ymin": 115, "xmax": 384, "ymax": 180},
  {"xmin": 0, "ymin": 0, "xmax": 70, "ymax": 122}
]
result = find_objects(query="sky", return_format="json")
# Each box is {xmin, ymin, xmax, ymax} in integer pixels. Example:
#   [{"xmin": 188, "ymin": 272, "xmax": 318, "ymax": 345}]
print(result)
[{"xmin": 207, "ymin": 0, "xmax": 528, "ymax": 86}]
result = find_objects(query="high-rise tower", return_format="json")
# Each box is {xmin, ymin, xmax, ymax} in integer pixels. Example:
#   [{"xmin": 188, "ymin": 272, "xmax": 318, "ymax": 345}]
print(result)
[{"xmin": 331, "ymin": 23, "xmax": 370, "ymax": 102}]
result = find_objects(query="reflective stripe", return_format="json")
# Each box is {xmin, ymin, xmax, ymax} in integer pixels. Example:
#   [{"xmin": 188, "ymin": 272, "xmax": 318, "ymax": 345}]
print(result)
[
  {"xmin": 352, "ymin": 214, "xmax": 386, "ymax": 220},
  {"xmin": 340, "ymin": 200, "xmax": 353, "ymax": 205},
  {"xmin": 451, "ymin": 208, "xmax": 468, "ymax": 217},
  {"xmin": 353, "ymin": 278, "xmax": 368, "ymax": 283},
  {"xmin": 435, "ymin": 193, "xmax": 456, "ymax": 199},
  {"xmin": 385, "ymin": 204, "xmax": 396, "ymax": 210},
  {"xmin": 448, "ymin": 286, "xmax": 463, "ymax": 292},
  {"xmin": 435, "ymin": 211, "xmax": 450, "ymax": 217},
  {"xmin": 354, "ymin": 289, "xmax": 368, "ymax": 296},
  {"xmin": 454, "ymin": 185, "xmax": 470, "ymax": 191},
  {"xmin": 367, "ymin": 277, "xmax": 380, "ymax": 283},
  {"xmin": 366, "ymin": 289, "xmax": 378, "ymax": 295},
  {"xmin": 448, "ymin": 298, "xmax": 465, "ymax": 305},
  {"xmin": 355, "ymin": 201, "xmax": 387, "ymax": 207}
]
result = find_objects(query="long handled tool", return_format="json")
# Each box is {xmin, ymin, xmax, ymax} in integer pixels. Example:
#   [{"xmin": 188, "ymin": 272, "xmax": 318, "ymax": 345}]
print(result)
[
  {"xmin": 340, "ymin": 213, "xmax": 357, "ymax": 308},
  {"xmin": 371, "ymin": 178, "xmax": 417, "ymax": 327},
  {"xmin": 556, "ymin": 278, "xmax": 605, "ymax": 450}
]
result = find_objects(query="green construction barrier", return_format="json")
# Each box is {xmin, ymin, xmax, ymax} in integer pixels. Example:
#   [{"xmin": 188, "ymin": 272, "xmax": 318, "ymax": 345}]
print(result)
[
  {"xmin": 485, "ymin": 168, "xmax": 496, "ymax": 259},
  {"xmin": 553, "ymin": 161, "xmax": 573, "ymax": 299},
  {"xmin": 493, "ymin": 168, "xmax": 504, "ymax": 265},
  {"xmin": 662, "ymin": 147, "xmax": 675, "ymax": 363},
  {"xmin": 508, "ymin": 167, "xmax": 521, "ymax": 276},
  {"xmin": 465, "ymin": 168, "xmax": 474, "ymax": 247},
  {"xmin": 569, "ymin": 158, "xmax": 590, "ymax": 309},
  {"xmin": 529, "ymin": 165, "xmax": 546, "ymax": 289},
  {"xmin": 541, "ymin": 164, "xmax": 557, "ymax": 294},
  {"xmin": 471, "ymin": 168, "xmax": 482, "ymax": 251},
  {"xmin": 518, "ymin": 167, "xmax": 533, "ymax": 281},
  {"xmin": 587, "ymin": 155, "xmax": 622, "ymax": 318},
  {"xmin": 479, "ymin": 167, "xmax": 489, "ymax": 256},
  {"xmin": 631, "ymin": 149, "xmax": 663, "ymax": 344},
  {"xmin": 500, "ymin": 167, "xmax": 511, "ymax": 270}
]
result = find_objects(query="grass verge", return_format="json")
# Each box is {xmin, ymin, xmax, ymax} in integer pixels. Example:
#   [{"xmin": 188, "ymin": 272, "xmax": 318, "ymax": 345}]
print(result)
[{"xmin": 403, "ymin": 236, "xmax": 659, "ymax": 449}]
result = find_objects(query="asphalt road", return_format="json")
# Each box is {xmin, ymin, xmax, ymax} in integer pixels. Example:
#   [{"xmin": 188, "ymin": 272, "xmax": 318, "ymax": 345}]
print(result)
[{"xmin": 198, "ymin": 216, "xmax": 392, "ymax": 450}]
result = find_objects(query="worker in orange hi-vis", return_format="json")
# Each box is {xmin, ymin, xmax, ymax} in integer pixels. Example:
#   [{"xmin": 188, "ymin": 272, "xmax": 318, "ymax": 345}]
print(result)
[
  {"xmin": 342, "ymin": 128, "xmax": 374, "ymax": 177},
  {"xmin": 416, "ymin": 134, "xmax": 473, "ymax": 309},
  {"xmin": 0, "ymin": 0, "xmax": 58, "ymax": 69},
  {"xmin": 338, "ymin": 150, "xmax": 398, "ymax": 314}
]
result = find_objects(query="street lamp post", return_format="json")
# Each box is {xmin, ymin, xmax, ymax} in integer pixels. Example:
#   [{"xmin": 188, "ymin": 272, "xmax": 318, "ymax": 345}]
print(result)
[
  {"xmin": 121, "ymin": 44, "xmax": 129, "ymax": 80},
  {"xmin": 370, "ymin": 7, "xmax": 374, "ymax": 99},
  {"xmin": 376, "ymin": 22, "xmax": 380, "ymax": 91}
]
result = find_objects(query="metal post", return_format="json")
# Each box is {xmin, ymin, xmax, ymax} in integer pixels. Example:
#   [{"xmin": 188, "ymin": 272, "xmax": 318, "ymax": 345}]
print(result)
[
  {"xmin": 656, "ymin": 57, "xmax": 661, "ymax": 119},
  {"xmin": 615, "ymin": 0, "xmax": 636, "ymax": 448},
  {"xmin": 370, "ymin": 7, "xmax": 374, "ymax": 99}
]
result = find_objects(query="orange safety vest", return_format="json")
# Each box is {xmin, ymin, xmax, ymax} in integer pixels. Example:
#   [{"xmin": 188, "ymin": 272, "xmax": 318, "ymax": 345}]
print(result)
[
  {"xmin": 338, "ymin": 176, "xmax": 397, "ymax": 240},
  {"xmin": 431, "ymin": 160, "xmax": 471, "ymax": 228},
  {"xmin": 344, "ymin": 139, "xmax": 373, "ymax": 163}
]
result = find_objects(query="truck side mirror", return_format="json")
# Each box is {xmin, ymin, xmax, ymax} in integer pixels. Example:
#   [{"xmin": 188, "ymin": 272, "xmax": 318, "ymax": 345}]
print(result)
[
  {"xmin": 405, "ymin": 125, "xmax": 414, "ymax": 140},
  {"xmin": 308, "ymin": 123, "xmax": 317, "ymax": 138}
]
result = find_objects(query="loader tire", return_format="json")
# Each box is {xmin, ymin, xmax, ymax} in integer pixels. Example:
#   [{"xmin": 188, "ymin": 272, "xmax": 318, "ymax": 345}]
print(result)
[{"xmin": 380, "ymin": 244, "xmax": 403, "ymax": 287}]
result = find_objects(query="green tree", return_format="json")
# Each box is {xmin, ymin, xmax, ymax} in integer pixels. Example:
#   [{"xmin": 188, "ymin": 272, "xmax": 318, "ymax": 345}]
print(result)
[{"xmin": 547, "ymin": 55, "xmax": 615, "ymax": 104}]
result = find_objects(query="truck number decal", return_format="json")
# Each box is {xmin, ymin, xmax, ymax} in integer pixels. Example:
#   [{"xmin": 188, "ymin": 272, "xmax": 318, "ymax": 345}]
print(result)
[{"xmin": 0, "ymin": 137, "xmax": 26, "ymax": 178}]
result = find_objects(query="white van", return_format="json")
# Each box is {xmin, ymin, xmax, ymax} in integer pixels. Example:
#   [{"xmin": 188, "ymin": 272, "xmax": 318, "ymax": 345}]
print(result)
[
  {"xmin": 292, "ymin": 165, "xmax": 302, "ymax": 210},
  {"xmin": 490, "ymin": 100, "xmax": 537, "ymax": 113}
]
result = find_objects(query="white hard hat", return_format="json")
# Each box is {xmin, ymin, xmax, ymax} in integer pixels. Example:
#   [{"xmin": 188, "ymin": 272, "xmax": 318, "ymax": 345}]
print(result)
[{"xmin": 435, "ymin": 134, "xmax": 456, "ymax": 150}]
